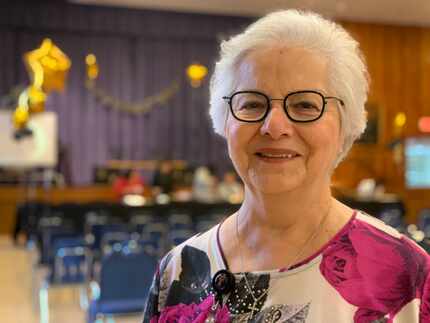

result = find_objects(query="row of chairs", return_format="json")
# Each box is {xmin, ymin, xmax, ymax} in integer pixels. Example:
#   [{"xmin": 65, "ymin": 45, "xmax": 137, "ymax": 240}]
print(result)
[
  {"xmin": 32, "ymin": 210, "xmax": 225, "ymax": 323},
  {"xmin": 36, "ymin": 237, "xmax": 158, "ymax": 323},
  {"xmin": 37, "ymin": 211, "xmax": 220, "ymax": 265},
  {"xmin": 15, "ymin": 201, "xmax": 239, "ymax": 246}
]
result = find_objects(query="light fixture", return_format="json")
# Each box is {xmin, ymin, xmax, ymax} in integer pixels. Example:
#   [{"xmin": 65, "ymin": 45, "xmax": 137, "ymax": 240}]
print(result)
[{"xmin": 418, "ymin": 116, "xmax": 430, "ymax": 133}]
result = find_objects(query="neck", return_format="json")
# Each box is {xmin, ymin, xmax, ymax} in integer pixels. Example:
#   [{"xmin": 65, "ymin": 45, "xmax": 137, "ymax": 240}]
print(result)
[
  {"xmin": 231, "ymin": 184, "xmax": 335, "ymax": 272},
  {"xmin": 239, "ymin": 183, "xmax": 333, "ymax": 236}
]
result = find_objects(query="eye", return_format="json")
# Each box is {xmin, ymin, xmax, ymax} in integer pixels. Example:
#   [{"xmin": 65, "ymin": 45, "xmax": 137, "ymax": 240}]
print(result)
[
  {"xmin": 292, "ymin": 101, "xmax": 320, "ymax": 111},
  {"xmin": 238, "ymin": 100, "xmax": 266, "ymax": 111},
  {"xmin": 288, "ymin": 100, "xmax": 322, "ymax": 116}
]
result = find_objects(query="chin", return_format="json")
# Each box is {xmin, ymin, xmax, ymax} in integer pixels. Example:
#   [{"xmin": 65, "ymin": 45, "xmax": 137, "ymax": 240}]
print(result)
[{"xmin": 248, "ymin": 171, "xmax": 305, "ymax": 195}]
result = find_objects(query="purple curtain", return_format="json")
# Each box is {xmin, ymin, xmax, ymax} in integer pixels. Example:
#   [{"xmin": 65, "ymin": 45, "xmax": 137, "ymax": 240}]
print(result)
[{"xmin": 0, "ymin": 3, "xmax": 253, "ymax": 184}]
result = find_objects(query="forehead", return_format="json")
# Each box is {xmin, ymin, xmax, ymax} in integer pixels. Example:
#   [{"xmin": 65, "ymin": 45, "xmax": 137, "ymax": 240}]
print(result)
[{"xmin": 235, "ymin": 46, "xmax": 329, "ymax": 94}]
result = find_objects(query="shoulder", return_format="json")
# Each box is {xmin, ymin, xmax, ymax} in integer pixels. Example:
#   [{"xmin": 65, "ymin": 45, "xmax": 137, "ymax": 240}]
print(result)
[
  {"xmin": 323, "ymin": 209, "xmax": 430, "ymax": 278},
  {"xmin": 152, "ymin": 225, "xmax": 220, "ymax": 309},
  {"xmin": 353, "ymin": 211, "xmax": 428, "ymax": 256},
  {"xmin": 337, "ymin": 210, "xmax": 430, "ymax": 267},
  {"xmin": 321, "ymin": 210, "xmax": 430, "ymax": 317},
  {"xmin": 323, "ymin": 210, "xmax": 430, "ymax": 273},
  {"xmin": 320, "ymin": 210, "xmax": 430, "ymax": 319}
]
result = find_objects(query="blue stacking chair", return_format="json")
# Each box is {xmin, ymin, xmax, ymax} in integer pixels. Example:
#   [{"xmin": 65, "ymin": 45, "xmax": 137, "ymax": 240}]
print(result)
[
  {"xmin": 418, "ymin": 209, "xmax": 430, "ymax": 238},
  {"xmin": 169, "ymin": 228, "xmax": 196, "ymax": 247},
  {"xmin": 87, "ymin": 223, "xmax": 129, "ymax": 254},
  {"xmin": 131, "ymin": 237, "xmax": 160, "ymax": 258},
  {"xmin": 132, "ymin": 216, "xmax": 165, "ymax": 235},
  {"xmin": 85, "ymin": 211, "xmax": 111, "ymax": 234},
  {"xmin": 195, "ymin": 219, "xmax": 216, "ymax": 233},
  {"xmin": 100, "ymin": 232, "xmax": 131, "ymax": 257},
  {"xmin": 86, "ymin": 223, "xmax": 129, "ymax": 282},
  {"xmin": 130, "ymin": 215, "xmax": 154, "ymax": 233},
  {"xmin": 132, "ymin": 222, "xmax": 168, "ymax": 257},
  {"xmin": 39, "ymin": 236, "xmax": 90, "ymax": 323},
  {"xmin": 37, "ymin": 216, "xmax": 77, "ymax": 265},
  {"xmin": 378, "ymin": 208, "xmax": 405, "ymax": 232},
  {"xmin": 51, "ymin": 236, "xmax": 88, "ymax": 283},
  {"xmin": 87, "ymin": 241, "xmax": 158, "ymax": 323},
  {"xmin": 168, "ymin": 212, "xmax": 194, "ymax": 230}
]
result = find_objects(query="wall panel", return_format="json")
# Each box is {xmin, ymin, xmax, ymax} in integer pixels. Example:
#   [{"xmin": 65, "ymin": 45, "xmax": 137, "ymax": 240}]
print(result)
[{"xmin": 333, "ymin": 22, "xmax": 430, "ymax": 222}]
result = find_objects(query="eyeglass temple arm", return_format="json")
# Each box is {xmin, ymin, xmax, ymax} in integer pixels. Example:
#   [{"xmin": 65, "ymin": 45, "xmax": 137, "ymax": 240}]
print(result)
[{"xmin": 325, "ymin": 96, "xmax": 345, "ymax": 106}]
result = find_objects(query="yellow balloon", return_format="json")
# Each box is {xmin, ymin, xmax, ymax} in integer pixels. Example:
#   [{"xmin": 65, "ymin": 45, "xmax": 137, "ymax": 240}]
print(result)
[
  {"xmin": 28, "ymin": 86, "xmax": 46, "ymax": 113},
  {"xmin": 186, "ymin": 63, "xmax": 208, "ymax": 88},
  {"xmin": 13, "ymin": 106, "xmax": 30, "ymax": 129},
  {"xmin": 24, "ymin": 38, "xmax": 71, "ymax": 94},
  {"xmin": 86, "ymin": 54, "xmax": 99, "ymax": 80}
]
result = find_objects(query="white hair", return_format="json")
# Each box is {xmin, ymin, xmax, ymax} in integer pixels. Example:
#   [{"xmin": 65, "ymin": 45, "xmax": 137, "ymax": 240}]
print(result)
[{"xmin": 209, "ymin": 9, "xmax": 369, "ymax": 166}]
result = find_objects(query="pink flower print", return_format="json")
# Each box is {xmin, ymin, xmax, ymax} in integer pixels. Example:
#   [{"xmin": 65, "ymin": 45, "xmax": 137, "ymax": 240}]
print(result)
[
  {"xmin": 321, "ymin": 220, "xmax": 428, "ymax": 322},
  {"xmin": 150, "ymin": 294, "xmax": 230, "ymax": 323},
  {"xmin": 420, "ymin": 267, "xmax": 430, "ymax": 321}
]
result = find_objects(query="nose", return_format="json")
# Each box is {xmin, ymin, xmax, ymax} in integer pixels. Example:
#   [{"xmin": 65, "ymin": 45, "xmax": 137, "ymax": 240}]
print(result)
[{"xmin": 260, "ymin": 102, "xmax": 295, "ymax": 140}]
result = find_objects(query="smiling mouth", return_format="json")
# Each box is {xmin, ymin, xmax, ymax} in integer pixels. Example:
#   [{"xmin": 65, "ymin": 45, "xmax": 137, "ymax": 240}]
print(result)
[{"xmin": 255, "ymin": 152, "xmax": 299, "ymax": 159}]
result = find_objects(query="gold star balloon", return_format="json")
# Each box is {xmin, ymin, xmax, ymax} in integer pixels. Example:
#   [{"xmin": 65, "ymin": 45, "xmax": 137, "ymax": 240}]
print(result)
[
  {"xmin": 12, "ymin": 39, "xmax": 71, "ymax": 131},
  {"xmin": 24, "ymin": 38, "xmax": 71, "ymax": 94}
]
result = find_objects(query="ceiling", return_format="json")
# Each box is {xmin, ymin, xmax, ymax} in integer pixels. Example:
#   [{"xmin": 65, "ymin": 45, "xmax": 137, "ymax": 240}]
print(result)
[{"xmin": 70, "ymin": 0, "xmax": 430, "ymax": 27}]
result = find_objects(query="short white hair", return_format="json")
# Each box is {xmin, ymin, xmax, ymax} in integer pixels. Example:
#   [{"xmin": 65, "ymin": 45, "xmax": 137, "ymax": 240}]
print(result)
[{"xmin": 209, "ymin": 9, "xmax": 369, "ymax": 166}]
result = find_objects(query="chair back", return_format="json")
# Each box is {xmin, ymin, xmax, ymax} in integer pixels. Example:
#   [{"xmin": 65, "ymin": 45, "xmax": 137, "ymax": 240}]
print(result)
[
  {"xmin": 52, "ymin": 237, "xmax": 88, "ymax": 284},
  {"xmin": 418, "ymin": 209, "xmax": 430, "ymax": 237},
  {"xmin": 98, "ymin": 247, "xmax": 157, "ymax": 302},
  {"xmin": 378, "ymin": 209, "xmax": 405, "ymax": 232}
]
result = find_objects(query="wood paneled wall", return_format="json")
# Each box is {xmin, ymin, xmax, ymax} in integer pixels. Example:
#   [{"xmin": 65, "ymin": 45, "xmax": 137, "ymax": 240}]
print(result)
[{"xmin": 332, "ymin": 22, "xmax": 430, "ymax": 223}]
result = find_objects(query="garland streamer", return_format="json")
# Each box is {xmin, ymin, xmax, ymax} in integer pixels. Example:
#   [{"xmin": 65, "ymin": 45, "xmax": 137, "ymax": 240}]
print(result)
[
  {"xmin": 85, "ymin": 54, "xmax": 180, "ymax": 115},
  {"xmin": 84, "ymin": 78, "xmax": 180, "ymax": 115}
]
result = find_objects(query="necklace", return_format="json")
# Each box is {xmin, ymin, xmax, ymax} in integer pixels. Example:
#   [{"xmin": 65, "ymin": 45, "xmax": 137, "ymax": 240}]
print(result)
[{"xmin": 235, "ymin": 203, "xmax": 332, "ymax": 320}]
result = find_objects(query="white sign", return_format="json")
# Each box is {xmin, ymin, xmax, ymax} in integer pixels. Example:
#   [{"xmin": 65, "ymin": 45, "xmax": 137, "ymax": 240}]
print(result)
[{"xmin": 0, "ymin": 111, "xmax": 58, "ymax": 168}]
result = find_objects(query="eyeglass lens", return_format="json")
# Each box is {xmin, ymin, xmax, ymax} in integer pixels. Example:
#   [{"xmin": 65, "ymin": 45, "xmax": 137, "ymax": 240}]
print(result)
[{"xmin": 230, "ymin": 91, "xmax": 324, "ymax": 122}]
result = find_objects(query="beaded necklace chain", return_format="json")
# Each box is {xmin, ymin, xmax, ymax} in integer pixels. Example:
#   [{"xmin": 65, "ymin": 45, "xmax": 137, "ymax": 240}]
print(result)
[{"xmin": 235, "ymin": 204, "xmax": 332, "ymax": 320}]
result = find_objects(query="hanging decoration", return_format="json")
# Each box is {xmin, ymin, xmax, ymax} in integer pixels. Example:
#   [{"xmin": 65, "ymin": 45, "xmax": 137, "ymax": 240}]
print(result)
[
  {"xmin": 393, "ymin": 112, "xmax": 406, "ymax": 137},
  {"xmin": 85, "ymin": 54, "xmax": 180, "ymax": 115},
  {"xmin": 12, "ymin": 38, "xmax": 71, "ymax": 132},
  {"xmin": 186, "ymin": 63, "xmax": 208, "ymax": 88},
  {"xmin": 389, "ymin": 112, "xmax": 407, "ymax": 168}
]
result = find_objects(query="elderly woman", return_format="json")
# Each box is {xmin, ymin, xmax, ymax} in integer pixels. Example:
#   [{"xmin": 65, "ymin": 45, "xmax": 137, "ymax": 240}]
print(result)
[{"xmin": 143, "ymin": 10, "xmax": 430, "ymax": 322}]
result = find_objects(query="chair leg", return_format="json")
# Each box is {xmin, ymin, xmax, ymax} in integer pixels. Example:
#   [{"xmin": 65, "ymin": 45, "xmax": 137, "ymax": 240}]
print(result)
[
  {"xmin": 39, "ymin": 281, "xmax": 49, "ymax": 323},
  {"xmin": 79, "ymin": 285, "xmax": 89, "ymax": 310},
  {"xmin": 94, "ymin": 313, "xmax": 105, "ymax": 323}
]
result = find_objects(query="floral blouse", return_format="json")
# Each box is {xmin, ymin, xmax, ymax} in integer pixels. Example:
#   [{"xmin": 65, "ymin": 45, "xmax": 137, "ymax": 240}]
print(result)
[{"xmin": 142, "ymin": 211, "xmax": 430, "ymax": 322}]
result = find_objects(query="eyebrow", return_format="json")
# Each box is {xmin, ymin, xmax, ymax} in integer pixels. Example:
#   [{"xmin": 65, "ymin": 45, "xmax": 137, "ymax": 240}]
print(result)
[{"xmin": 235, "ymin": 88, "xmax": 330, "ymax": 96}]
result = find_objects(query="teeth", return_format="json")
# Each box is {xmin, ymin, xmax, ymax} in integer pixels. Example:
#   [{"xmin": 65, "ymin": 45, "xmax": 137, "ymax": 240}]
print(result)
[{"xmin": 260, "ymin": 153, "xmax": 295, "ymax": 158}]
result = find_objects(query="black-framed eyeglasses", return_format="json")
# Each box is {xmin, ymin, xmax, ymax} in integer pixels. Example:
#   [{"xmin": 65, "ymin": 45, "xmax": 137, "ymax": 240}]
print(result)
[{"xmin": 222, "ymin": 90, "xmax": 344, "ymax": 123}]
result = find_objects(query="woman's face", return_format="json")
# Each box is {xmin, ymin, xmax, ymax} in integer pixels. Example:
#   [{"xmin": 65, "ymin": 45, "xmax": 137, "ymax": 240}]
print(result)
[{"xmin": 225, "ymin": 46, "xmax": 342, "ymax": 195}]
